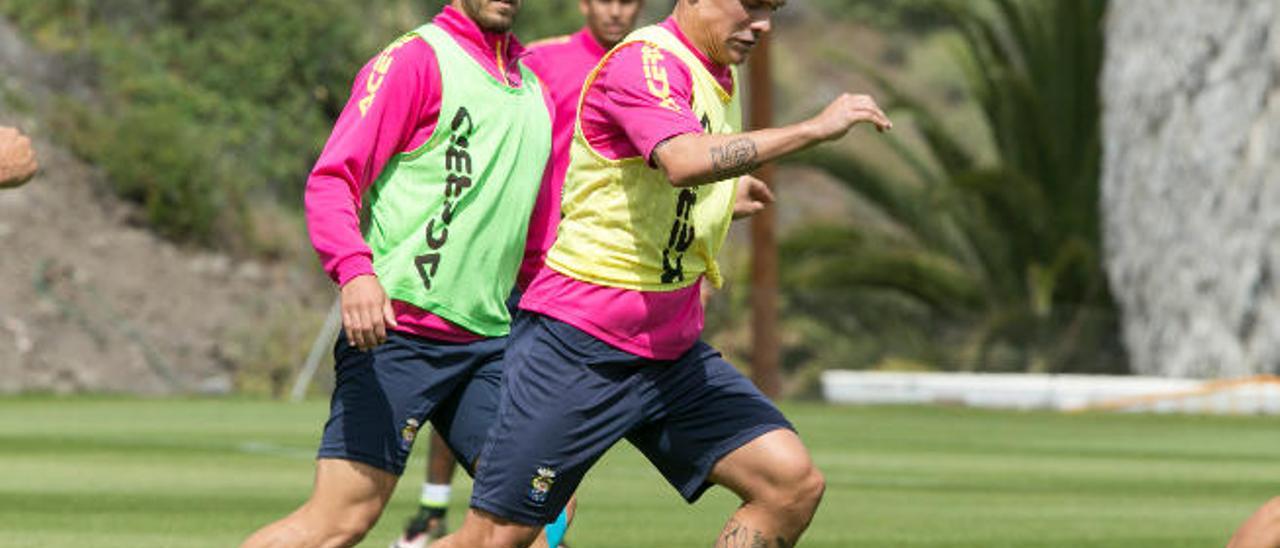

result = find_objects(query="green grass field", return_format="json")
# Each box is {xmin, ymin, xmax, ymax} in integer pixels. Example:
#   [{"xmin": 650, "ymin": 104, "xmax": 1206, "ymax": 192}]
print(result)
[{"xmin": 1, "ymin": 397, "xmax": 1276, "ymax": 547}]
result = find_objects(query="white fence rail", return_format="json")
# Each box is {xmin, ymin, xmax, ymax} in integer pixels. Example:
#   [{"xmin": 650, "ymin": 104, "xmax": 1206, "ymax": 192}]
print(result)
[{"xmin": 821, "ymin": 371, "xmax": 1280, "ymax": 415}]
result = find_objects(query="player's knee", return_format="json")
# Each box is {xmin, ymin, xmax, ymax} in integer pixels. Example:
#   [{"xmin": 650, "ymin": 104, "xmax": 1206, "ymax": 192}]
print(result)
[
  {"xmin": 458, "ymin": 524, "xmax": 539, "ymax": 548},
  {"xmin": 761, "ymin": 462, "xmax": 825, "ymax": 521},
  {"xmin": 452, "ymin": 510, "xmax": 542, "ymax": 548},
  {"xmin": 777, "ymin": 465, "xmax": 824, "ymax": 533},
  {"xmin": 327, "ymin": 525, "xmax": 368, "ymax": 547},
  {"xmin": 315, "ymin": 501, "xmax": 382, "ymax": 546},
  {"xmin": 791, "ymin": 465, "xmax": 826, "ymax": 514},
  {"xmin": 329, "ymin": 517, "xmax": 376, "ymax": 546},
  {"xmin": 489, "ymin": 526, "xmax": 541, "ymax": 548}
]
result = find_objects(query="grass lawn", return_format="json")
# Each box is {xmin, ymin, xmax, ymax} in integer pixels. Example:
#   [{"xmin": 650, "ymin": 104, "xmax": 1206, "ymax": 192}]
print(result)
[{"xmin": 0, "ymin": 397, "xmax": 1275, "ymax": 547}]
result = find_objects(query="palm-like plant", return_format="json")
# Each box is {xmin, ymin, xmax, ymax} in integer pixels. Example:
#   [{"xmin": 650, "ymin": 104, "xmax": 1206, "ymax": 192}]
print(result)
[{"xmin": 779, "ymin": 0, "xmax": 1121, "ymax": 374}]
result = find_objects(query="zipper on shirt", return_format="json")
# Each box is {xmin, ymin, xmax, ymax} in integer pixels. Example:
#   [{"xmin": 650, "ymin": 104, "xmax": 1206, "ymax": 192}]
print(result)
[{"xmin": 495, "ymin": 36, "xmax": 510, "ymax": 87}]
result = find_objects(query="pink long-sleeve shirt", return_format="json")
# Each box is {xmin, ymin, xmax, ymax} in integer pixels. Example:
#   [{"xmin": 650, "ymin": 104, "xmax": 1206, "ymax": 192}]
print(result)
[
  {"xmin": 519, "ymin": 18, "xmax": 736, "ymax": 360},
  {"xmin": 305, "ymin": 6, "xmax": 555, "ymax": 342},
  {"xmin": 520, "ymin": 28, "xmax": 608, "ymax": 288}
]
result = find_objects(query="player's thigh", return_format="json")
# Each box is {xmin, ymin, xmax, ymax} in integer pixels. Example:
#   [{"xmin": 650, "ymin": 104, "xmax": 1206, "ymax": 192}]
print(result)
[
  {"xmin": 431, "ymin": 348, "xmax": 504, "ymax": 474},
  {"xmin": 312, "ymin": 457, "xmax": 401, "ymax": 506},
  {"xmin": 706, "ymin": 429, "xmax": 821, "ymax": 504},
  {"xmin": 303, "ymin": 458, "xmax": 400, "ymax": 528},
  {"xmin": 627, "ymin": 344, "xmax": 797, "ymax": 502},
  {"xmin": 470, "ymin": 313, "xmax": 644, "ymax": 525},
  {"xmin": 319, "ymin": 332, "xmax": 496, "ymax": 476}
]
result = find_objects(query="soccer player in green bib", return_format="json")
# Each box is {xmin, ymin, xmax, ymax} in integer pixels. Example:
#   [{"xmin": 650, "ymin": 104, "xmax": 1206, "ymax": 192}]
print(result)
[
  {"xmin": 434, "ymin": 0, "xmax": 893, "ymax": 546},
  {"xmin": 393, "ymin": 2, "xmax": 649, "ymax": 547},
  {"xmin": 240, "ymin": 1, "xmax": 564, "ymax": 546}
]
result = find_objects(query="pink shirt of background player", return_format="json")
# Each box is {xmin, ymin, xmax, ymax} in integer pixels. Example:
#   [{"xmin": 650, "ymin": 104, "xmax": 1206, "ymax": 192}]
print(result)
[
  {"xmin": 519, "ymin": 18, "xmax": 736, "ymax": 360},
  {"xmin": 305, "ymin": 6, "xmax": 554, "ymax": 342},
  {"xmin": 520, "ymin": 27, "xmax": 608, "ymax": 288}
]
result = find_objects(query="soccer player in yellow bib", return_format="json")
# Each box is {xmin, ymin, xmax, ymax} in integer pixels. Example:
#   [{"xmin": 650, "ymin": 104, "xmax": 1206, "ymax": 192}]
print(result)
[
  {"xmin": 393, "ymin": 3, "xmax": 649, "ymax": 546},
  {"xmin": 434, "ymin": 0, "xmax": 892, "ymax": 546}
]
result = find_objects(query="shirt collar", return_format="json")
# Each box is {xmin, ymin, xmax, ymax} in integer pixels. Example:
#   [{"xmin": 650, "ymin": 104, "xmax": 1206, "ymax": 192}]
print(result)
[
  {"xmin": 433, "ymin": 5, "xmax": 528, "ymax": 63},
  {"xmin": 573, "ymin": 26, "xmax": 609, "ymax": 58}
]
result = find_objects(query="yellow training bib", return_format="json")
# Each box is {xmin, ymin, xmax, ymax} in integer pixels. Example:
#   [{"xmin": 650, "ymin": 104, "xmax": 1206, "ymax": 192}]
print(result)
[{"xmin": 546, "ymin": 25, "xmax": 742, "ymax": 291}]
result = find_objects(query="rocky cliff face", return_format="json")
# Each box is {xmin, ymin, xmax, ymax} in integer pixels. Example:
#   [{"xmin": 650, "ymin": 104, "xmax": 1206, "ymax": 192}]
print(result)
[{"xmin": 1102, "ymin": 0, "xmax": 1280, "ymax": 377}]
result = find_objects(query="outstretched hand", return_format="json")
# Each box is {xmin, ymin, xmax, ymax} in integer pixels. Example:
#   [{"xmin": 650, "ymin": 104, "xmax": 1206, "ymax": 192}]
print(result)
[
  {"xmin": 340, "ymin": 274, "xmax": 398, "ymax": 351},
  {"xmin": 733, "ymin": 174, "xmax": 775, "ymax": 220},
  {"xmin": 0, "ymin": 127, "xmax": 38, "ymax": 189},
  {"xmin": 805, "ymin": 93, "xmax": 893, "ymax": 143}
]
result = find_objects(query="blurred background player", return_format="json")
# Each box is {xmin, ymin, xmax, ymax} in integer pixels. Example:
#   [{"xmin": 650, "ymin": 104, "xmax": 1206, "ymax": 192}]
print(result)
[
  {"xmin": 394, "ymin": 433, "xmax": 458, "ymax": 546},
  {"xmin": 0, "ymin": 126, "xmax": 38, "ymax": 188},
  {"xmin": 519, "ymin": 0, "xmax": 647, "ymax": 294},
  {"xmin": 434, "ymin": 0, "xmax": 890, "ymax": 546},
  {"xmin": 392, "ymin": 2, "xmax": 645, "ymax": 547}
]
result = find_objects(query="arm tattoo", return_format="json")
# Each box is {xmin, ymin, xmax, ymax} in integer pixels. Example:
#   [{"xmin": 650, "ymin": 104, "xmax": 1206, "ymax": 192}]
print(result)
[{"xmin": 709, "ymin": 137, "xmax": 759, "ymax": 178}]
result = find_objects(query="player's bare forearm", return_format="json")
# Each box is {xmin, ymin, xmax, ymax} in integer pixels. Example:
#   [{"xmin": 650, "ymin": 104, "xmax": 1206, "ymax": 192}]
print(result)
[
  {"xmin": 653, "ymin": 124, "xmax": 816, "ymax": 188},
  {"xmin": 653, "ymin": 93, "xmax": 892, "ymax": 188}
]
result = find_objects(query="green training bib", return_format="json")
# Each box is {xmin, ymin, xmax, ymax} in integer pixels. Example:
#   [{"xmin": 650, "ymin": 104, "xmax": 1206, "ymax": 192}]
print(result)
[{"xmin": 365, "ymin": 24, "xmax": 552, "ymax": 336}]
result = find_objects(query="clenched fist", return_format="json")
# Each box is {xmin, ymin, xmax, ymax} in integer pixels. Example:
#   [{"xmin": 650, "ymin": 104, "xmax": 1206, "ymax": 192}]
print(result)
[
  {"xmin": 0, "ymin": 127, "xmax": 38, "ymax": 189},
  {"xmin": 732, "ymin": 174, "xmax": 775, "ymax": 220}
]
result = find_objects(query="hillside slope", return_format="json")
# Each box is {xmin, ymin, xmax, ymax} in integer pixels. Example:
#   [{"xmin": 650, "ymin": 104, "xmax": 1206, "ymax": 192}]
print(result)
[{"xmin": 0, "ymin": 18, "xmax": 327, "ymax": 394}]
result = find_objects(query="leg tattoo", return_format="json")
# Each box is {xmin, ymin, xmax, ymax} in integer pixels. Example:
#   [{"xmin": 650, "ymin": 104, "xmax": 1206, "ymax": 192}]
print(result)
[{"xmin": 716, "ymin": 519, "xmax": 792, "ymax": 548}]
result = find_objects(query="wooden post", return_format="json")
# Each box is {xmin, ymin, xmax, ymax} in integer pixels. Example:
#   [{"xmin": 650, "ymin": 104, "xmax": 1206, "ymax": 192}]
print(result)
[{"xmin": 748, "ymin": 33, "xmax": 781, "ymax": 400}]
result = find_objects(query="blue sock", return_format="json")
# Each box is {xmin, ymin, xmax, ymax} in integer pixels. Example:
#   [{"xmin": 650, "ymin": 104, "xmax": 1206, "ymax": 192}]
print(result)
[{"xmin": 544, "ymin": 508, "xmax": 570, "ymax": 546}]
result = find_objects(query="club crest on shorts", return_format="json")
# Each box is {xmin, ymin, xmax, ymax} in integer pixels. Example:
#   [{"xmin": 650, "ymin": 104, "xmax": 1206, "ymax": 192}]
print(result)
[
  {"xmin": 527, "ymin": 466, "xmax": 557, "ymax": 505},
  {"xmin": 400, "ymin": 418, "xmax": 420, "ymax": 451}
]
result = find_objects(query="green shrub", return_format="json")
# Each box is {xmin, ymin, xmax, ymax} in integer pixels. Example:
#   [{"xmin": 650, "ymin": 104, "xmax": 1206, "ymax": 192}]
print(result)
[
  {"xmin": 779, "ymin": 0, "xmax": 1120, "ymax": 374},
  {"xmin": 0, "ymin": 0, "xmax": 463, "ymax": 249}
]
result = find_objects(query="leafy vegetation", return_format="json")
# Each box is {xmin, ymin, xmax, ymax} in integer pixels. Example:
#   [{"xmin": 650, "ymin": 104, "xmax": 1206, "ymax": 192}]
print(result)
[
  {"xmin": 806, "ymin": 0, "xmax": 951, "ymax": 33},
  {"xmin": 777, "ymin": 0, "xmax": 1120, "ymax": 377},
  {"xmin": 1, "ymin": 0, "xmax": 1121, "ymax": 387},
  {"xmin": 0, "ymin": 0, "xmax": 581, "ymax": 251}
]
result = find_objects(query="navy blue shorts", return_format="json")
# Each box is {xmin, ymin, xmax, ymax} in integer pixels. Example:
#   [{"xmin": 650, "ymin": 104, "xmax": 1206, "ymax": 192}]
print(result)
[
  {"xmin": 469, "ymin": 313, "xmax": 794, "ymax": 525},
  {"xmin": 317, "ymin": 331, "xmax": 505, "ymax": 476}
]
